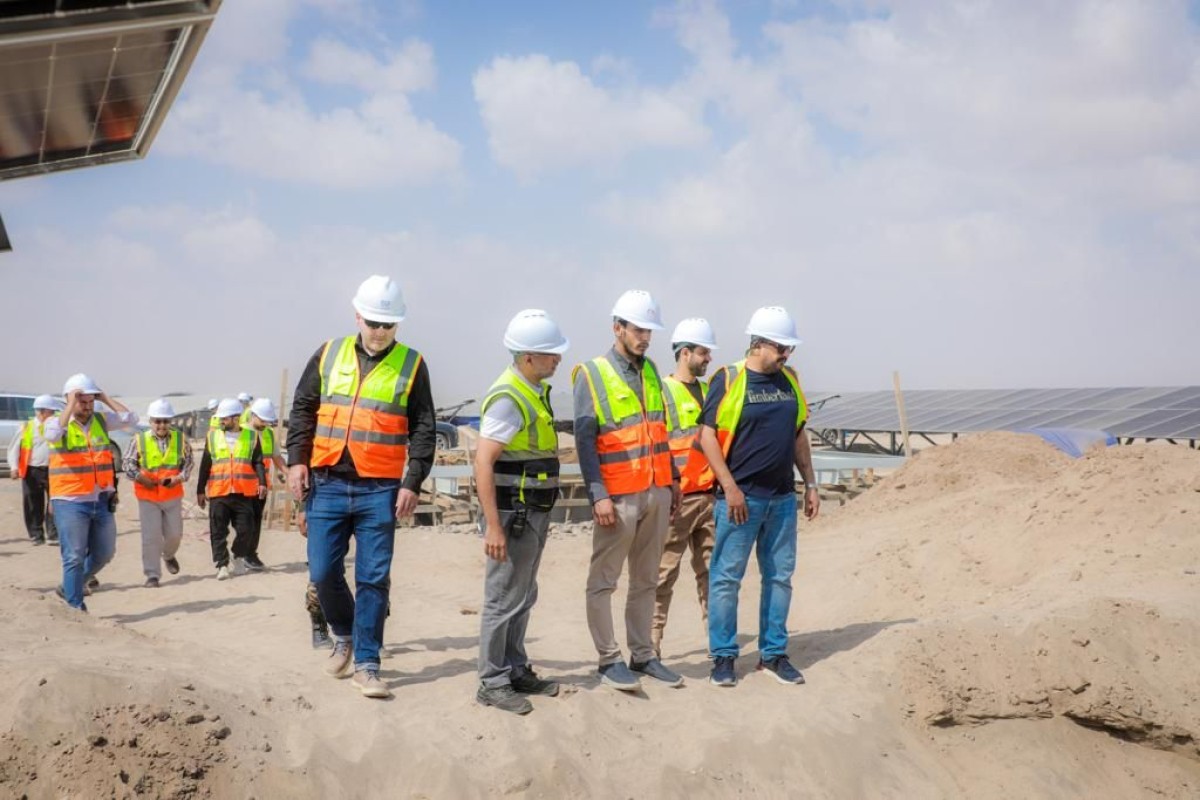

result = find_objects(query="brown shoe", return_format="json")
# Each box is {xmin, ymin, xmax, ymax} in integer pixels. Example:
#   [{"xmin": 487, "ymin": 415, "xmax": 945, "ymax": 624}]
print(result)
[
  {"xmin": 324, "ymin": 640, "xmax": 354, "ymax": 679},
  {"xmin": 352, "ymin": 669, "xmax": 392, "ymax": 699}
]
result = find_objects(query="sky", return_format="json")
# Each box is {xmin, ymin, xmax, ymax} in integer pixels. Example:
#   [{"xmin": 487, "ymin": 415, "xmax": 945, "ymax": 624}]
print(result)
[{"xmin": 1, "ymin": 0, "xmax": 1198, "ymax": 410}]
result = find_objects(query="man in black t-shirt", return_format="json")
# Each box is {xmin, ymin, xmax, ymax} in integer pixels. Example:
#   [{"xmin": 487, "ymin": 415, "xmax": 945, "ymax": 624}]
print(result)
[{"xmin": 698, "ymin": 307, "xmax": 820, "ymax": 688}]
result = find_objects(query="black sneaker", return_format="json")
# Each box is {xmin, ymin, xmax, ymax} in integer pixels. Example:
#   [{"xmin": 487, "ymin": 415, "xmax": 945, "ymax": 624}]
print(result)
[
  {"xmin": 164, "ymin": 557, "xmax": 180, "ymax": 575},
  {"xmin": 244, "ymin": 556, "xmax": 266, "ymax": 572},
  {"xmin": 86, "ymin": 576, "xmax": 99, "ymax": 590},
  {"xmin": 144, "ymin": 577, "xmax": 160, "ymax": 588},
  {"xmin": 477, "ymin": 684, "xmax": 533, "ymax": 715},
  {"xmin": 30, "ymin": 537, "xmax": 44, "ymax": 546},
  {"xmin": 510, "ymin": 667, "xmax": 559, "ymax": 697},
  {"xmin": 710, "ymin": 656, "xmax": 737, "ymax": 687},
  {"xmin": 311, "ymin": 621, "xmax": 333, "ymax": 650},
  {"xmin": 630, "ymin": 658, "xmax": 684, "ymax": 687},
  {"xmin": 598, "ymin": 661, "xmax": 641, "ymax": 692},
  {"xmin": 758, "ymin": 655, "xmax": 805, "ymax": 685}
]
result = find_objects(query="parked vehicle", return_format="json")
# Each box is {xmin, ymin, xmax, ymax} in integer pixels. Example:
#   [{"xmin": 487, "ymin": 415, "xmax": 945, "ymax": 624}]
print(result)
[{"xmin": 0, "ymin": 393, "xmax": 35, "ymax": 476}]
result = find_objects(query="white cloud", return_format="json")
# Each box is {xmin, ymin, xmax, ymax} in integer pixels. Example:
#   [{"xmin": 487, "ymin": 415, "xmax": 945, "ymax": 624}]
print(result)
[
  {"xmin": 303, "ymin": 37, "xmax": 435, "ymax": 94},
  {"xmin": 473, "ymin": 54, "xmax": 708, "ymax": 178}
]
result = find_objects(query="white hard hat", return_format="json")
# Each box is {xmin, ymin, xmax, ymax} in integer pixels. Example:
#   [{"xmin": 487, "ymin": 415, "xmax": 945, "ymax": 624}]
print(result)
[
  {"xmin": 611, "ymin": 289, "xmax": 664, "ymax": 330},
  {"xmin": 503, "ymin": 309, "xmax": 570, "ymax": 354},
  {"xmin": 33, "ymin": 394, "xmax": 59, "ymax": 411},
  {"xmin": 745, "ymin": 306, "xmax": 802, "ymax": 347},
  {"xmin": 62, "ymin": 373, "xmax": 102, "ymax": 396},
  {"xmin": 670, "ymin": 317, "xmax": 718, "ymax": 350},
  {"xmin": 250, "ymin": 397, "xmax": 278, "ymax": 423},
  {"xmin": 147, "ymin": 399, "xmax": 176, "ymax": 420},
  {"xmin": 206, "ymin": 398, "xmax": 219, "ymax": 411},
  {"xmin": 352, "ymin": 274, "xmax": 406, "ymax": 324},
  {"xmin": 216, "ymin": 398, "xmax": 243, "ymax": 419},
  {"xmin": 237, "ymin": 392, "xmax": 253, "ymax": 403}
]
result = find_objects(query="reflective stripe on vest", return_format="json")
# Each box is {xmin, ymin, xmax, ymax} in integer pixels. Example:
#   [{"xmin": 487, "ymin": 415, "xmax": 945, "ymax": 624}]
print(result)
[
  {"xmin": 310, "ymin": 336, "xmax": 422, "ymax": 479},
  {"xmin": 662, "ymin": 376, "xmax": 714, "ymax": 494},
  {"xmin": 480, "ymin": 366, "xmax": 560, "ymax": 510},
  {"xmin": 48, "ymin": 416, "xmax": 115, "ymax": 498},
  {"xmin": 206, "ymin": 428, "xmax": 259, "ymax": 497},
  {"xmin": 134, "ymin": 428, "xmax": 185, "ymax": 502},
  {"xmin": 714, "ymin": 360, "xmax": 808, "ymax": 459},
  {"xmin": 572, "ymin": 355, "xmax": 672, "ymax": 496}
]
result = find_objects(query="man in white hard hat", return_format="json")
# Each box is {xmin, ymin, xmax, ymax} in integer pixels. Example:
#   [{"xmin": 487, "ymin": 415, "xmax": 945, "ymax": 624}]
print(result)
[
  {"xmin": 244, "ymin": 397, "xmax": 286, "ymax": 571},
  {"xmin": 652, "ymin": 318, "xmax": 719, "ymax": 657},
  {"xmin": 197, "ymin": 398, "xmax": 266, "ymax": 580},
  {"xmin": 43, "ymin": 374, "xmax": 137, "ymax": 610},
  {"xmin": 572, "ymin": 289, "xmax": 684, "ymax": 692},
  {"xmin": 7, "ymin": 395, "xmax": 63, "ymax": 545},
  {"xmin": 475, "ymin": 309, "xmax": 569, "ymax": 715},
  {"xmin": 286, "ymin": 274, "xmax": 437, "ymax": 700},
  {"xmin": 698, "ymin": 306, "xmax": 820, "ymax": 688},
  {"xmin": 124, "ymin": 399, "xmax": 192, "ymax": 587}
]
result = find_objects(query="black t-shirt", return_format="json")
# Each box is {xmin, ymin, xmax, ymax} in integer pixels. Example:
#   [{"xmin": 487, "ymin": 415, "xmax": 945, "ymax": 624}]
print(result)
[{"xmin": 701, "ymin": 366, "xmax": 802, "ymax": 498}]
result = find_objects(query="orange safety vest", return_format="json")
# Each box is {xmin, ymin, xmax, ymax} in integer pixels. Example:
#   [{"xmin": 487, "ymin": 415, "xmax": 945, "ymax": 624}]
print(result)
[
  {"xmin": 310, "ymin": 336, "xmax": 422, "ymax": 480},
  {"xmin": 573, "ymin": 354, "xmax": 673, "ymax": 497},
  {"xmin": 47, "ymin": 415, "xmax": 115, "ymax": 498},
  {"xmin": 205, "ymin": 428, "xmax": 259, "ymax": 498},
  {"xmin": 662, "ymin": 376, "xmax": 714, "ymax": 494},
  {"xmin": 133, "ymin": 429, "xmax": 186, "ymax": 503}
]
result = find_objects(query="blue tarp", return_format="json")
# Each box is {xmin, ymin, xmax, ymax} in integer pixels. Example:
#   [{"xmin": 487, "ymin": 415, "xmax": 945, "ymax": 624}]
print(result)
[{"xmin": 1013, "ymin": 427, "xmax": 1117, "ymax": 458}]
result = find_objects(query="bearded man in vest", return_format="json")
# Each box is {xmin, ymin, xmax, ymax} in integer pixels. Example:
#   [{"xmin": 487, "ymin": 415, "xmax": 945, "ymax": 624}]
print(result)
[
  {"xmin": 652, "ymin": 318, "xmax": 719, "ymax": 657},
  {"xmin": 474, "ymin": 309, "xmax": 570, "ymax": 715},
  {"xmin": 197, "ymin": 398, "xmax": 265, "ymax": 580},
  {"xmin": 125, "ymin": 399, "xmax": 192, "ymax": 587},
  {"xmin": 286, "ymin": 275, "xmax": 436, "ymax": 701},
  {"xmin": 44, "ymin": 374, "xmax": 138, "ymax": 610},
  {"xmin": 698, "ymin": 307, "xmax": 821, "ymax": 688},
  {"xmin": 7, "ymin": 394, "xmax": 62, "ymax": 545},
  {"xmin": 573, "ymin": 289, "xmax": 684, "ymax": 692}
]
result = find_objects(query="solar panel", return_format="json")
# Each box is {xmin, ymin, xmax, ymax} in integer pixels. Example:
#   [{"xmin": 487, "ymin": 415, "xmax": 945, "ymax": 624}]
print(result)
[{"xmin": 0, "ymin": 1, "xmax": 220, "ymax": 180}]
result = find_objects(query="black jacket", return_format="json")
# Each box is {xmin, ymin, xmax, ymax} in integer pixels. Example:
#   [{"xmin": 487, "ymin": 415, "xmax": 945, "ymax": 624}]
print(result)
[{"xmin": 285, "ymin": 335, "xmax": 435, "ymax": 492}]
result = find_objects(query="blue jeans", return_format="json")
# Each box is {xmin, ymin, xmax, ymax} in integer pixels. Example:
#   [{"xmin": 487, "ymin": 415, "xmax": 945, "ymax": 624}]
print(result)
[
  {"xmin": 708, "ymin": 494, "xmax": 798, "ymax": 660},
  {"xmin": 306, "ymin": 473, "xmax": 398, "ymax": 670},
  {"xmin": 52, "ymin": 498, "xmax": 117, "ymax": 610}
]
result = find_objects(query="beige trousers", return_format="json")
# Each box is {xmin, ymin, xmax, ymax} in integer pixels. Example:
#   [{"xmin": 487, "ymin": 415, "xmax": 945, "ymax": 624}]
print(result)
[
  {"xmin": 586, "ymin": 486, "xmax": 670, "ymax": 666},
  {"xmin": 652, "ymin": 491, "xmax": 715, "ymax": 654}
]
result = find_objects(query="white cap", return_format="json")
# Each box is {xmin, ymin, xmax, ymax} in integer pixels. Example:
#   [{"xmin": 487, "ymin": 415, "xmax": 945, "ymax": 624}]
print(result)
[
  {"xmin": 250, "ymin": 397, "xmax": 278, "ymax": 424},
  {"xmin": 147, "ymin": 399, "xmax": 176, "ymax": 420},
  {"xmin": 611, "ymin": 289, "xmax": 664, "ymax": 330},
  {"xmin": 62, "ymin": 373, "xmax": 102, "ymax": 396},
  {"xmin": 206, "ymin": 398, "xmax": 219, "ymax": 411},
  {"xmin": 237, "ymin": 392, "xmax": 253, "ymax": 403},
  {"xmin": 216, "ymin": 398, "xmax": 243, "ymax": 419},
  {"xmin": 352, "ymin": 274, "xmax": 406, "ymax": 324},
  {"xmin": 745, "ymin": 306, "xmax": 802, "ymax": 347},
  {"xmin": 503, "ymin": 309, "xmax": 570, "ymax": 354},
  {"xmin": 670, "ymin": 317, "xmax": 718, "ymax": 350},
  {"xmin": 33, "ymin": 394, "xmax": 59, "ymax": 411}
]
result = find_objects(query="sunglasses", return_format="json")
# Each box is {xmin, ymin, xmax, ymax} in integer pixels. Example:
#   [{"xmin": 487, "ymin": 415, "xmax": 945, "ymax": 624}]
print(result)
[
  {"xmin": 151, "ymin": 419, "xmax": 171, "ymax": 424},
  {"xmin": 364, "ymin": 320, "xmax": 396, "ymax": 330},
  {"xmin": 761, "ymin": 340, "xmax": 795, "ymax": 355}
]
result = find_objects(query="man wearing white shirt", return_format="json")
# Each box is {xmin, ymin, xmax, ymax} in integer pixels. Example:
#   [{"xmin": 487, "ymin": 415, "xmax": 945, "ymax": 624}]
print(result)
[
  {"xmin": 43, "ymin": 374, "xmax": 138, "ymax": 610},
  {"xmin": 8, "ymin": 395, "xmax": 62, "ymax": 545}
]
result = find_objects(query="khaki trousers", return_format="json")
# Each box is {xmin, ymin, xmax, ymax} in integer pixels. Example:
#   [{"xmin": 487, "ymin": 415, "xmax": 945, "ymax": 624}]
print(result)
[
  {"xmin": 586, "ymin": 486, "xmax": 670, "ymax": 666},
  {"xmin": 652, "ymin": 491, "xmax": 715, "ymax": 654},
  {"xmin": 137, "ymin": 498, "xmax": 183, "ymax": 579}
]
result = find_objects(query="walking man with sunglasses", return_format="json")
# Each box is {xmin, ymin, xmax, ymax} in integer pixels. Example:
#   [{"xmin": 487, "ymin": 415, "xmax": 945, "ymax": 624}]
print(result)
[
  {"xmin": 573, "ymin": 289, "xmax": 684, "ymax": 692},
  {"xmin": 287, "ymin": 275, "xmax": 436, "ymax": 700},
  {"xmin": 125, "ymin": 398, "xmax": 192, "ymax": 587},
  {"xmin": 698, "ymin": 307, "xmax": 820, "ymax": 688}
]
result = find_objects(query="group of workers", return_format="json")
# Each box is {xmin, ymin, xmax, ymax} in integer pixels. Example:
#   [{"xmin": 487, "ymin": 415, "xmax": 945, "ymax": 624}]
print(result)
[{"xmin": 12, "ymin": 273, "xmax": 819, "ymax": 712}]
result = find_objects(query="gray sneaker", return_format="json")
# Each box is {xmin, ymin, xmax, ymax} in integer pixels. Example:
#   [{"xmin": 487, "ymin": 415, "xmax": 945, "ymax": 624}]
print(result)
[
  {"xmin": 598, "ymin": 661, "xmax": 641, "ymax": 692},
  {"xmin": 324, "ymin": 639, "xmax": 354, "ymax": 679},
  {"xmin": 630, "ymin": 658, "xmax": 684, "ymax": 687},
  {"xmin": 477, "ymin": 684, "xmax": 533, "ymax": 715}
]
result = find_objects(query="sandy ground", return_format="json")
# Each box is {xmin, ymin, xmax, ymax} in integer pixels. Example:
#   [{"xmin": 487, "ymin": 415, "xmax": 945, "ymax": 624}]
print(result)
[{"xmin": 0, "ymin": 432, "xmax": 1198, "ymax": 799}]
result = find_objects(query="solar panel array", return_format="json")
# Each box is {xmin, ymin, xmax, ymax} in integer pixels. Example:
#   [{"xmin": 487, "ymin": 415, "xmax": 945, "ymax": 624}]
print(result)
[
  {"xmin": 808, "ymin": 387, "xmax": 1200, "ymax": 440},
  {"xmin": 0, "ymin": 1, "xmax": 219, "ymax": 180}
]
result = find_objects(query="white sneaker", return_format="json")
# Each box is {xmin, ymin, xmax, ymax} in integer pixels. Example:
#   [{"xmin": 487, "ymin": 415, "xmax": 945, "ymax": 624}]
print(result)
[
  {"xmin": 232, "ymin": 557, "xmax": 247, "ymax": 576},
  {"xmin": 216, "ymin": 565, "xmax": 230, "ymax": 581}
]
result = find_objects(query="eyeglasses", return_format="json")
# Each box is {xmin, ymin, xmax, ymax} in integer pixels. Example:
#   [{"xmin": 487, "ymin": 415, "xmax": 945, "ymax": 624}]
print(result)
[
  {"xmin": 364, "ymin": 319, "xmax": 396, "ymax": 330},
  {"xmin": 761, "ymin": 340, "xmax": 795, "ymax": 355}
]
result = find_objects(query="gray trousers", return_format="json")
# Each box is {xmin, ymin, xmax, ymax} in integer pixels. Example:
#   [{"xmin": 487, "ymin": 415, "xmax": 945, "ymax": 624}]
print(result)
[
  {"xmin": 586, "ymin": 486, "xmax": 670, "ymax": 666},
  {"xmin": 137, "ymin": 498, "xmax": 183, "ymax": 579},
  {"xmin": 478, "ymin": 507, "xmax": 551, "ymax": 688}
]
